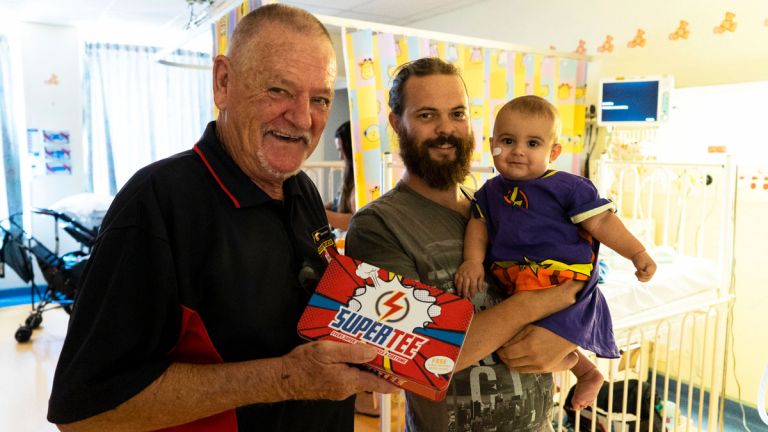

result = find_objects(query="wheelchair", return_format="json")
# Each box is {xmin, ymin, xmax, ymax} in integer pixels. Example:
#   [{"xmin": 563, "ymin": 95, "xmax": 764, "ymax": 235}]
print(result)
[{"xmin": 1, "ymin": 210, "xmax": 97, "ymax": 342}]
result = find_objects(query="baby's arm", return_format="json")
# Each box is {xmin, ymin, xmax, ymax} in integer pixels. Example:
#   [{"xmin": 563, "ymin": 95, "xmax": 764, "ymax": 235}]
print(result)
[
  {"xmin": 581, "ymin": 211, "xmax": 657, "ymax": 281},
  {"xmin": 455, "ymin": 217, "xmax": 488, "ymax": 297}
]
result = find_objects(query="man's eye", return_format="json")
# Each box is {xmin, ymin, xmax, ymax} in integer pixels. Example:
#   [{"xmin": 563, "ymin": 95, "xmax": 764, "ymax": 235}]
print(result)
[
  {"xmin": 417, "ymin": 112, "xmax": 433, "ymax": 119},
  {"xmin": 311, "ymin": 97, "xmax": 331, "ymax": 108},
  {"xmin": 269, "ymin": 87, "xmax": 288, "ymax": 96},
  {"xmin": 453, "ymin": 111, "xmax": 467, "ymax": 119}
]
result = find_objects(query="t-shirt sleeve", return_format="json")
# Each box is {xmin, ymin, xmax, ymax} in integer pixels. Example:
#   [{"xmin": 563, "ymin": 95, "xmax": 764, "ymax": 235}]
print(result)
[
  {"xmin": 48, "ymin": 206, "xmax": 180, "ymax": 424},
  {"xmin": 473, "ymin": 182, "xmax": 491, "ymax": 221},
  {"xmin": 567, "ymin": 176, "xmax": 615, "ymax": 224},
  {"xmin": 345, "ymin": 210, "xmax": 420, "ymax": 281}
]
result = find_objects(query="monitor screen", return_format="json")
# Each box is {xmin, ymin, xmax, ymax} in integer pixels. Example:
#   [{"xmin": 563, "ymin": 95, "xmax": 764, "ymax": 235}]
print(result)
[{"xmin": 599, "ymin": 79, "xmax": 663, "ymax": 125}]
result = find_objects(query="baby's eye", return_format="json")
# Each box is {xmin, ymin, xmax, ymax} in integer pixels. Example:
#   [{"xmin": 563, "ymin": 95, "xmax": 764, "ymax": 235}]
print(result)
[
  {"xmin": 501, "ymin": 138, "xmax": 515, "ymax": 145},
  {"xmin": 527, "ymin": 140, "xmax": 541, "ymax": 148}
]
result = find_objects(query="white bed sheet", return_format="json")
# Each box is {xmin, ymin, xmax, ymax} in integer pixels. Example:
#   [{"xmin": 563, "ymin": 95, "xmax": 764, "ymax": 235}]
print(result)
[{"xmin": 598, "ymin": 249, "xmax": 725, "ymax": 330}]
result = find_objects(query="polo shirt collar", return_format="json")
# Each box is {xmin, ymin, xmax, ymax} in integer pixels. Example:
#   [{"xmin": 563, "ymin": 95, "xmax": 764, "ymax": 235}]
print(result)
[{"xmin": 193, "ymin": 121, "xmax": 303, "ymax": 209}]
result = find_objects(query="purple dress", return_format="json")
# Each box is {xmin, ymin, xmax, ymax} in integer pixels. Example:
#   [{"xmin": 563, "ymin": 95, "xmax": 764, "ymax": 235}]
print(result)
[{"xmin": 475, "ymin": 170, "xmax": 620, "ymax": 358}]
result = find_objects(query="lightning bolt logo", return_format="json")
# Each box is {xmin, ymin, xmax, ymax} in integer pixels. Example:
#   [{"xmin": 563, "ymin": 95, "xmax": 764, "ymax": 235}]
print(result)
[
  {"xmin": 503, "ymin": 187, "xmax": 528, "ymax": 208},
  {"xmin": 377, "ymin": 291, "xmax": 409, "ymax": 322}
]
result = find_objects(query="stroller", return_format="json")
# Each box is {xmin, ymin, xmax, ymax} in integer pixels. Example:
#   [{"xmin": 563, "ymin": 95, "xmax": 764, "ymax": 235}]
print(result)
[{"xmin": 1, "ymin": 210, "xmax": 97, "ymax": 342}]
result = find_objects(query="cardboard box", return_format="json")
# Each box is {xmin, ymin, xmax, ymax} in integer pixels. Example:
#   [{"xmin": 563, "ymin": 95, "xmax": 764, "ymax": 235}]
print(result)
[{"xmin": 297, "ymin": 251, "xmax": 474, "ymax": 401}]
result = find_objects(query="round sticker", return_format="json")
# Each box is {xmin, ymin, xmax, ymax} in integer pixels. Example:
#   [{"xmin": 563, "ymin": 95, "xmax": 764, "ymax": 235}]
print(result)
[{"xmin": 424, "ymin": 356, "xmax": 455, "ymax": 376}]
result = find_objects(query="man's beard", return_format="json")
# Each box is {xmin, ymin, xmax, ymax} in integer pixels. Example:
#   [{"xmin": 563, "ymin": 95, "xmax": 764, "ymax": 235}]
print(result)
[{"xmin": 397, "ymin": 127, "xmax": 474, "ymax": 190}]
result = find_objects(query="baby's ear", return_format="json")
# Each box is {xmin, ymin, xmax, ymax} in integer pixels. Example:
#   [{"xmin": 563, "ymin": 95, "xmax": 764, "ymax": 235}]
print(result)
[{"xmin": 550, "ymin": 142, "xmax": 563, "ymax": 162}]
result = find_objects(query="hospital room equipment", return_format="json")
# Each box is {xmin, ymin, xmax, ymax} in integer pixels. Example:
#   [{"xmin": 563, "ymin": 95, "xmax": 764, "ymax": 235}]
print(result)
[{"xmin": 1, "ymin": 209, "xmax": 97, "ymax": 342}]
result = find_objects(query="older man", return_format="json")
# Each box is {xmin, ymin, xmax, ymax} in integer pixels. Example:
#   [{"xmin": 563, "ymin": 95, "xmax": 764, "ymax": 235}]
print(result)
[
  {"xmin": 48, "ymin": 5, "xmax": 394, "ymax": 432},
  {"xmin": 346, "ymin": 58, "xmax": 581, "ymax": 432}
]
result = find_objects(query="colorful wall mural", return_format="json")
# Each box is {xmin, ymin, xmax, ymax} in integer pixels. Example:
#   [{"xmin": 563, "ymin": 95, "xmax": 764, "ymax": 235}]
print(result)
[
  {"xmin": 213, "ymin": 0, "xmax": 272, "ymax": 56},
  {"xmin": 343, "ymin": 29, "xmax": 589, "ymax": 207}
]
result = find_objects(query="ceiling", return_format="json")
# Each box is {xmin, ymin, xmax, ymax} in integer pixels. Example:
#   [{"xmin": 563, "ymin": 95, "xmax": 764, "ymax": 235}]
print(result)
[
  {"xmin": 0, "ymin": 0, "xmax": 487, "ymax": 63},
  {"xmin": 0, "ymin": 0, "xmax": 486, "ymax": 32}
]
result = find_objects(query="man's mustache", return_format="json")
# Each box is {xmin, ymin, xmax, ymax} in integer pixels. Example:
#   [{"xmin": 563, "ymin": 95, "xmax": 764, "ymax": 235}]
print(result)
[{"xmin": 423, "ymin": 135, "xmax": 464, "ymax": 148}]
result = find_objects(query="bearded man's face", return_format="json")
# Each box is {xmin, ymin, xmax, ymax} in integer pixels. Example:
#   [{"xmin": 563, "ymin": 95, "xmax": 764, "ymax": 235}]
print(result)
[{"xmin": 397, "ymin": 126, "xmax": 474, "ymax": 190}]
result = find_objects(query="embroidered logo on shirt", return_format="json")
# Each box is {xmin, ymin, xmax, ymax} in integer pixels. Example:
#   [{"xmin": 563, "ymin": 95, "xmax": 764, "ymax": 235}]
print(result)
[{"xmin": 503, "ymin": 186, "xmax": 529, "ymax": 208}]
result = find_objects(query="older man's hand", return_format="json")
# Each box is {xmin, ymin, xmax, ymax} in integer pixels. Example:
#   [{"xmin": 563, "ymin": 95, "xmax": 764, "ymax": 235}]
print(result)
[
  {"xmin": 496, "ymin": 325, "xmax": 578, "ymax": 373},
  {"xmin": 279, "ymin": 341, "xmax": 398, "ymax": 400}
]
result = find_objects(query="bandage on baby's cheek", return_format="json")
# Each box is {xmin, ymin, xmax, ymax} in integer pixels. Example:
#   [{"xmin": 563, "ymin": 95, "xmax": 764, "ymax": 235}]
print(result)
[{"xmin": 492, "ymin": 147, "xmax": 502, "ymax": 157}]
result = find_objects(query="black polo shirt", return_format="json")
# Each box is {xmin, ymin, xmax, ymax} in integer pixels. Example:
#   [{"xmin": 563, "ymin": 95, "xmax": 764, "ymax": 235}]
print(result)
[{"xmin": 48, "ymin": 122, "xmax": 354, "ymax": 431}]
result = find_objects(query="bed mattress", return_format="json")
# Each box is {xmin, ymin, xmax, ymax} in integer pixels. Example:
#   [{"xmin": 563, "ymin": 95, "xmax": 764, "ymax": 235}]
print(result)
[{"xmin": 598, "ymin": 248, "xmax": 726, "ymax": 330}]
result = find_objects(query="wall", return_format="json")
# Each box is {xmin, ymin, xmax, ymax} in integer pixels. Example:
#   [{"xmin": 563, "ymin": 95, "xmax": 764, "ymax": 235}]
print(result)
[
  {"xmin": 410, "ymin": 0, "xmax": 768, "ymax": 88},
  {"xmin": 413, "ymin": 0, "xmax": 768, "ymax": 411},
  {"xmin": 0, "ymin": 23, "xmax": 85, "ymax": 290},
  {"xmin": 20, "ymin": 23, "xmax": 85, "ymax": 210},
  {"xmin": 306, "ymin": 88, "xmax": 349, "ymax": 164},
  {"xmin": 323, "ymin": 89, "xmax": 350, "ymax": 162},
  {"xmin": 731, "ymin": 169, "xmax": 768, "ymax": 415}
]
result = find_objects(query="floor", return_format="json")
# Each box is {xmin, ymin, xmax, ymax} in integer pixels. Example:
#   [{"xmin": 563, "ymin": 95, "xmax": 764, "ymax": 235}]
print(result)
[
  {"xmin": 0, "ymin": 305, "xmax": 66, "ymax": 432},
  {"xmin": 0, "ymin": 305, "xmax": 386, "ymax": 432}
]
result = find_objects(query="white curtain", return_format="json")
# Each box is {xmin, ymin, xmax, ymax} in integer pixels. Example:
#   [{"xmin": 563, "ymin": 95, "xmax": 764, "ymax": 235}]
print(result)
[
  {"xmin": 0, "ymin": 35, "xmax": 22, "ymax": 223},
  {"xmin": 83, "ymin": 43, "xmax": 213, "ymax": 195}
]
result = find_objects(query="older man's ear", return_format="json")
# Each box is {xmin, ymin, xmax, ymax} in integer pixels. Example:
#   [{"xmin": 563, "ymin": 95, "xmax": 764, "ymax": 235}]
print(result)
[{"xmin": 212, "ymin": 55, "xmax": 231, "ymax": 112}]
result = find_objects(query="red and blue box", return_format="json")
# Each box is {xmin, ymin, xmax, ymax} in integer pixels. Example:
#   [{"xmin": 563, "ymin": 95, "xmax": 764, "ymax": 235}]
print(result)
[{"xmin": 298, "ymin": 246, "xmax": 474, "ymax": 401}]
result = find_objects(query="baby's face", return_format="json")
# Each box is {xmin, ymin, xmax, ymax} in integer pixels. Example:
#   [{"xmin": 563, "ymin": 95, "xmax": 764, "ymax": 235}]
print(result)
[{"xmin": 490, "ymin": 110, "xmax": 561, "ymax": 181}]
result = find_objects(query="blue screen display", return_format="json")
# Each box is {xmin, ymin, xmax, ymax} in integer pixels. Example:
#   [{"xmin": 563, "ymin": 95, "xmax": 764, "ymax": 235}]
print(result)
[{"xmin": 600, "ymin": 80, "xmax": 659, "ymax": 123}]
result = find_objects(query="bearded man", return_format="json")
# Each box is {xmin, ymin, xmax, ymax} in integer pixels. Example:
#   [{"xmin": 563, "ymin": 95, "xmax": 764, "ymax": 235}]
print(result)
[{"xmin": 345, "ymin": 57, "xmax": 583, "ymax": 432}]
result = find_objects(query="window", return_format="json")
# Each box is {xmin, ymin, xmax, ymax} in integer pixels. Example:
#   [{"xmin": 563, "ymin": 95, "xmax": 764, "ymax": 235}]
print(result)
[{"xmin": 83, "ymin": 43, "xmax": 213, "ymax": 195}]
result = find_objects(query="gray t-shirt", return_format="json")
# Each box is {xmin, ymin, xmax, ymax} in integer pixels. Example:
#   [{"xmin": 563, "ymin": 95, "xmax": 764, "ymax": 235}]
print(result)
[{"xmin": 346, "ymin": 181, "xmax": 554, "ymax": 432}]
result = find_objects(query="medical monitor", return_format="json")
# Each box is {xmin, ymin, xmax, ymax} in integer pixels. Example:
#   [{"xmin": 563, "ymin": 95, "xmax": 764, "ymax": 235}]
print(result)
[{"xmin": 598, "ymin": 76, "xmax": 673, "ymax": 126}]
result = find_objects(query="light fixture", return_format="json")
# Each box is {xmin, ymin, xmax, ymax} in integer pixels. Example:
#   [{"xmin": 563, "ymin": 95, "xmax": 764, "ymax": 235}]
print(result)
[{"xmin": 185, "ymin": 0, "xmax": 215, "ymax": 30}]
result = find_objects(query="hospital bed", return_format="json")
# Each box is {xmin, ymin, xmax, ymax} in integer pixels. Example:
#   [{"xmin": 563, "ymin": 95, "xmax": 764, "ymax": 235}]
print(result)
[
  {"xmin": 303, "ymin": 160, "xmax": 346, "ymax": 206},
  {"xmin": 555, "ymin": 157, "xmax": 736, "ymax": 432}
]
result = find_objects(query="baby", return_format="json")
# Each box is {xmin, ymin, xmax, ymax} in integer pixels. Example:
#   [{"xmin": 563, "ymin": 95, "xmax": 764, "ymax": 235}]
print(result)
[{"xmin": 455, "ymin": 95, "xmax": 656, "ymax": 410}]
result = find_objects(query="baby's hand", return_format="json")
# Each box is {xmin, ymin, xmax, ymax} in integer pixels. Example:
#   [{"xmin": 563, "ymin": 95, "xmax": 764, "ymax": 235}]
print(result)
[
  {"xmin": 455, "ymin": 260, "xmax": 485, "ymax": 298},
  {"xmin": 632, "ymin": 250, "xmax": 657, "ymax": 282}
]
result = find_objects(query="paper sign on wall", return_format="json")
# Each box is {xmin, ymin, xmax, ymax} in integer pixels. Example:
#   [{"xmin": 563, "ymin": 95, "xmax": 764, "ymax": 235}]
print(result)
[{"xmin": 42, "ymin": 130, "xmax": 72, "ymax": 175}]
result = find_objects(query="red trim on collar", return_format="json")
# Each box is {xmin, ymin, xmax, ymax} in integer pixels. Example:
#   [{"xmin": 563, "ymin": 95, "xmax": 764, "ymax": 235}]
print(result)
[{"xmin": 193, "ymin": 144, "xmax": 241, "ymax": 209}]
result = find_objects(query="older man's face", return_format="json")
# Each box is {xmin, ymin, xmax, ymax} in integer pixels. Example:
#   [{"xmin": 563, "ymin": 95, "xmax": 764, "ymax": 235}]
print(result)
[
  {"xmin": 393, "ymin": 74, "xmax": 474, "ymax": 189},
  {"xmin": 216, "ymin": 23, "xmax": 336, "ymax": 185}
]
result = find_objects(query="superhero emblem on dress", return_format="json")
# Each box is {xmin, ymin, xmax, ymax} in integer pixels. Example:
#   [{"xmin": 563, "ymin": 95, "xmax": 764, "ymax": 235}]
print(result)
[{"xmin": 503, "ymin": 186, "xmax": 529, "ymax": 208}]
